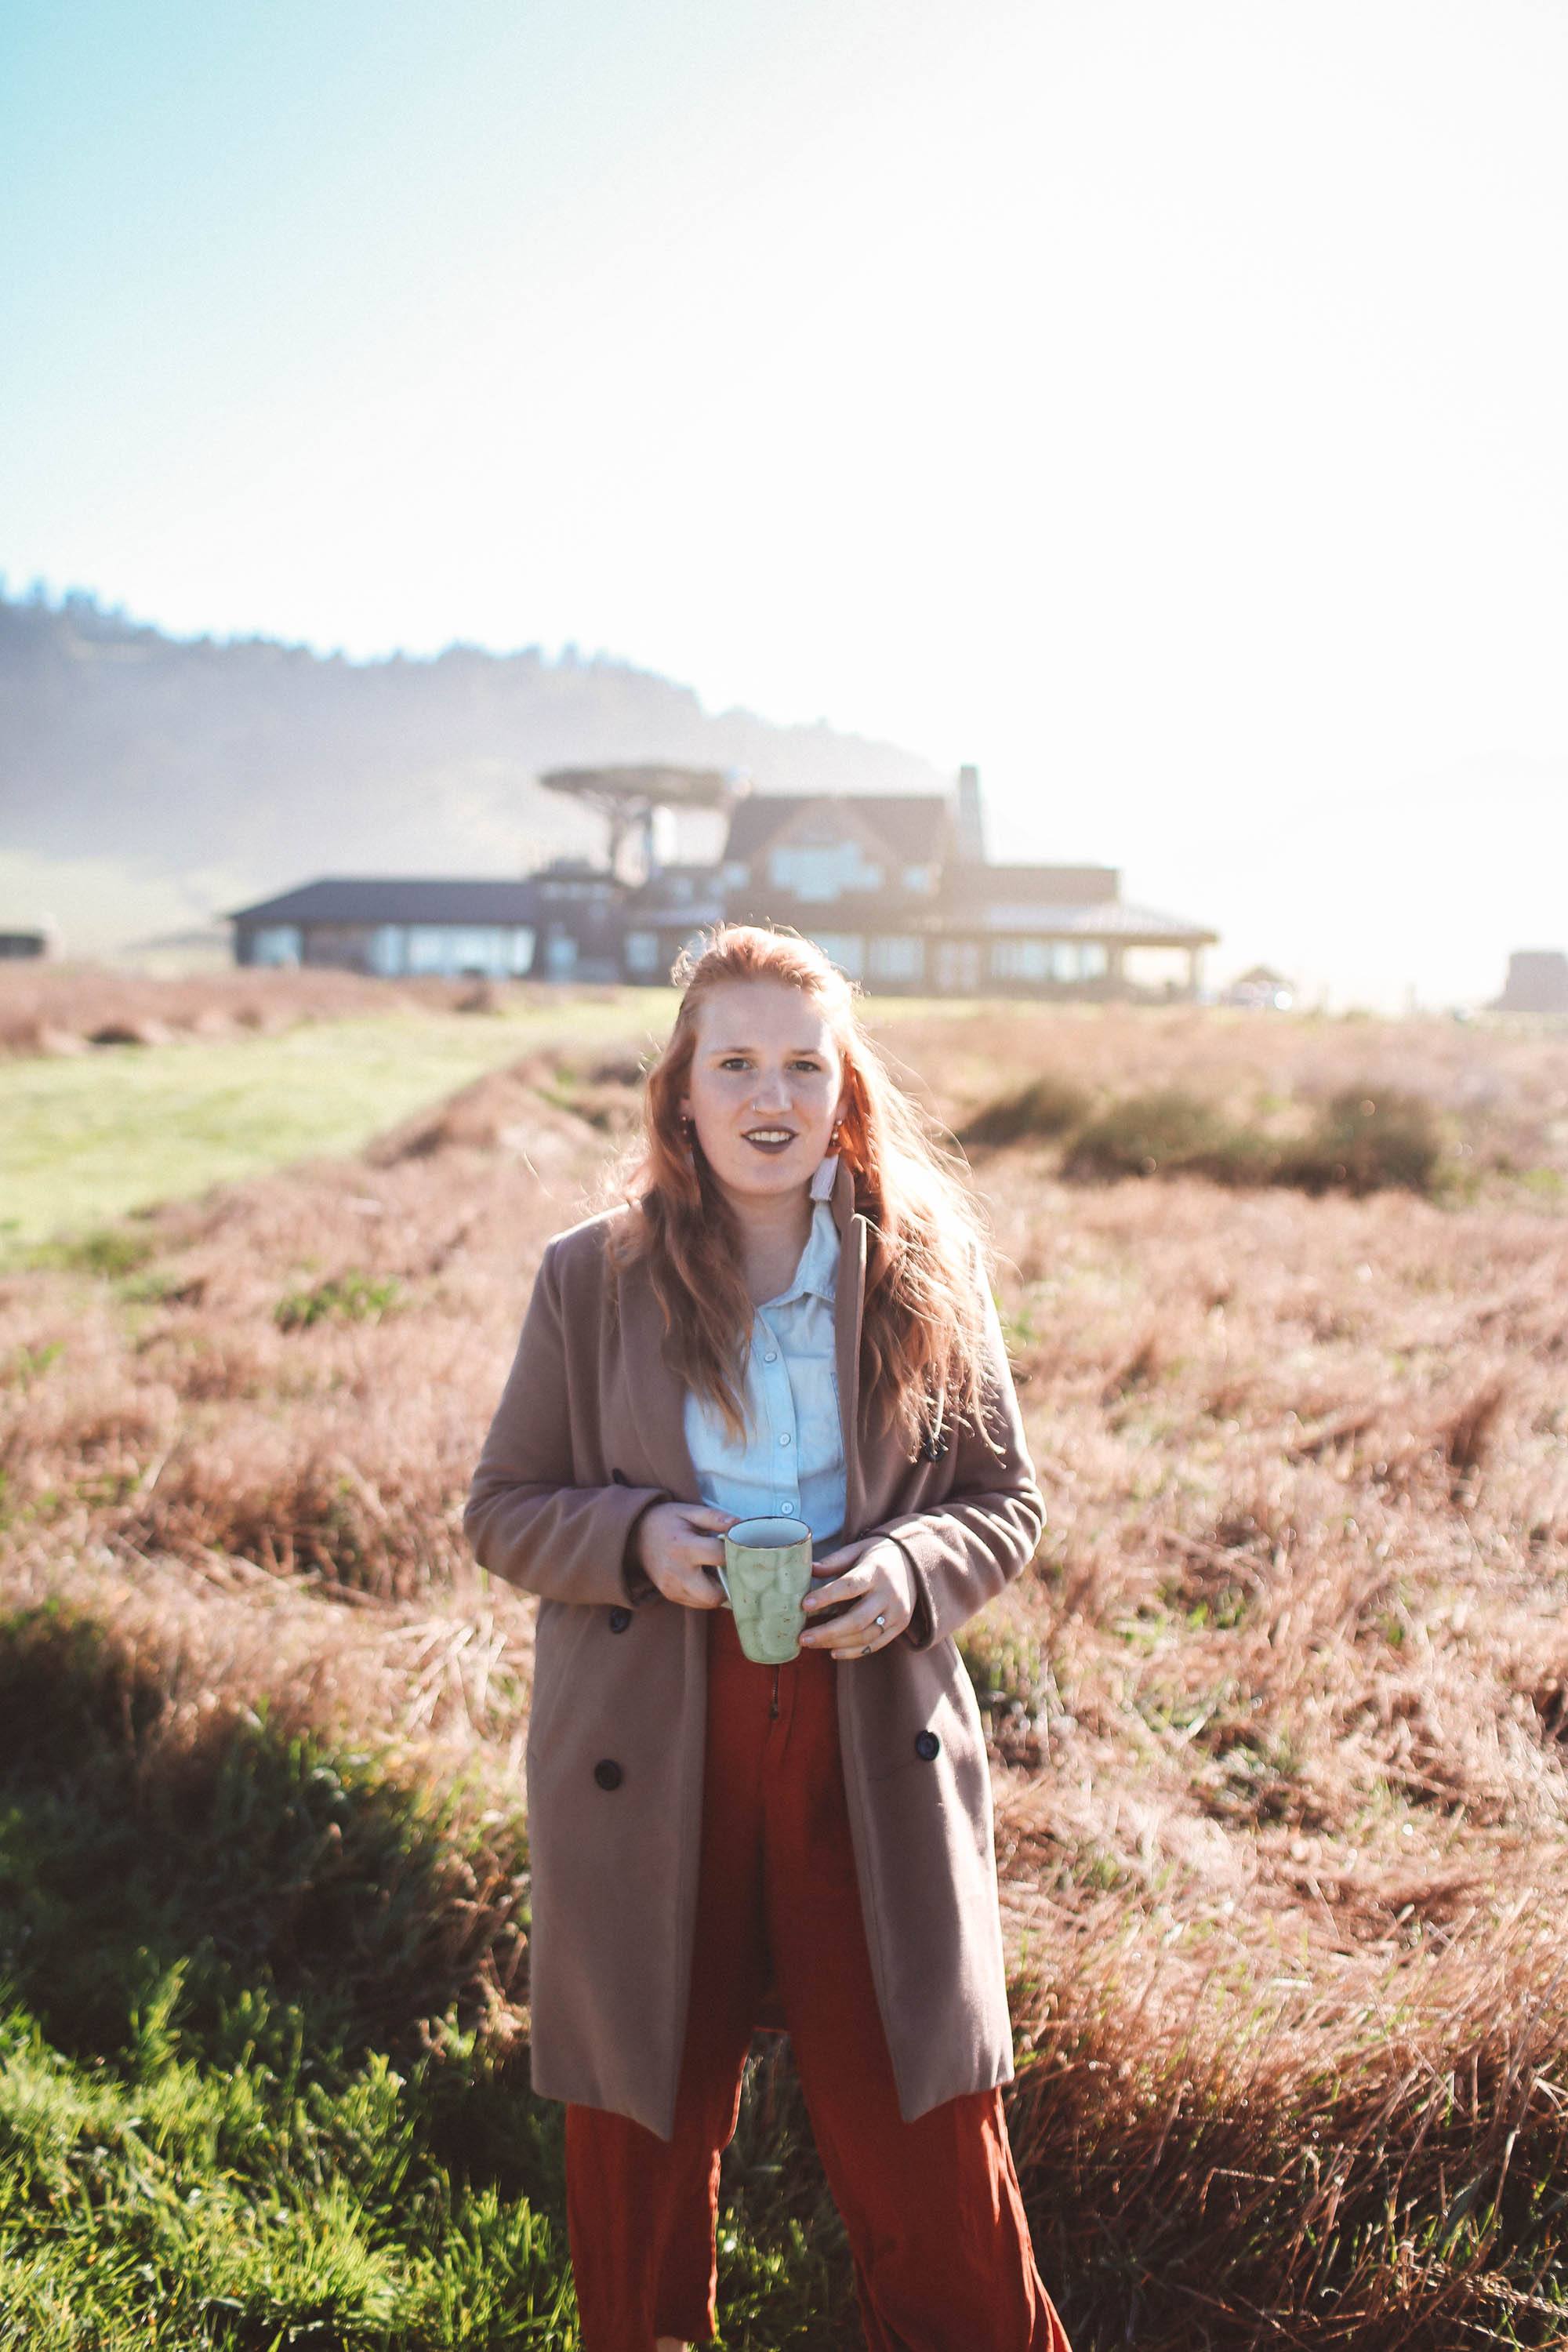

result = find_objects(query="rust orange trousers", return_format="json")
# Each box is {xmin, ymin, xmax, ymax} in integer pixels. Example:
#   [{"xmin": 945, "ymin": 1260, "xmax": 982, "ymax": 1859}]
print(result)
[{"xmin": 564, "ymin": 1604, "xmax": 1074, "ymax": 2351}]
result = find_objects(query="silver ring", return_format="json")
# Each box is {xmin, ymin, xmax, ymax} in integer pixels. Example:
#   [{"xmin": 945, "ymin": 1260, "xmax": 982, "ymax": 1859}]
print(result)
[{"xmin": 873, "ymin": 1613, "xmax": 887, "ymax": 1629}]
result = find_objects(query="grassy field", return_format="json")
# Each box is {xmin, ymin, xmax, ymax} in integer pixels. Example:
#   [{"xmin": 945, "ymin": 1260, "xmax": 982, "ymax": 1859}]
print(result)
[
  {"xmin": 0, "ymin": 991, "xmax": 678, "ymax": 1258},
  {"xmin": 2, "ymin": 971, "xmax": 1566, "ymax": 2347}
]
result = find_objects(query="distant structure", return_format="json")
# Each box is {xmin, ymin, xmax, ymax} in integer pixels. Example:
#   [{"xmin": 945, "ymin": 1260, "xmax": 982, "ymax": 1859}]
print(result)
[
  {"xmin": 228, "ymin": 768, "xmax": 1218, "ymax": 996},
  {"xmin": 539, "ymin": 764, "xmax": 735, "ymax": 884},
  {"xmin": 953, "ymin": 763, "xmax": 986, "ymax": 862},
  {"xmin": 1223, "ymin": 964, "xmax": 1295, "ymax": 1011},
  {"xmin": 231, "ymin": 872, "xmax": 583, "ymax": 981},
  {"xmin": 712, "ymin": 784, "xmax": 1214, "ymax": 996},
  {"xmin": 1493, "ymin": 950, "xmax": 1568, "ymax": 1014},
  {"xmin": 0, "ymin": 929, "xmax": 49, "ymax": 960}
]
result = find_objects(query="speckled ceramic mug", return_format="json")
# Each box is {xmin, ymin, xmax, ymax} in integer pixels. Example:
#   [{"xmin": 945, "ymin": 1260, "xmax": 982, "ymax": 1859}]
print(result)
[{"xmin": 717, "ymin": 1514, "xmax": 815, "ymax": 1665}]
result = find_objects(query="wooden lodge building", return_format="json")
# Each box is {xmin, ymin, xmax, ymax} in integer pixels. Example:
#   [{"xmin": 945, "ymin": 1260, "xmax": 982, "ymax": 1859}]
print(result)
[{"xmin": 229, "ymin": 768, "xmax": 1217, "ymax": 1000}]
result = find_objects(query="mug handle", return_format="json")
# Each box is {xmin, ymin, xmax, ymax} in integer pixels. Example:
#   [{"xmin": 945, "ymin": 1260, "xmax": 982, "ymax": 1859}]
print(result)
[{"xmin": 712, "ymin": 1560, "xmax": 732, "ymax": 1606}]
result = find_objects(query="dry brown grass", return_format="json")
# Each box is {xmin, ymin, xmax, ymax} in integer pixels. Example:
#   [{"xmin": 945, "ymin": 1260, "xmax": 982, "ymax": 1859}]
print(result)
[
  {"xmin": 0, "ymin": 956, "xmax": 584, "ymax": 1057},
  {"xmin": 4, "ymin": 995, "xmax": 1567, "ymax": 2343}
]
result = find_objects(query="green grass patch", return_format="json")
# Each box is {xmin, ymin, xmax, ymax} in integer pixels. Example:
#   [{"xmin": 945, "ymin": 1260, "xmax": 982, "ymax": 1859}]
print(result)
[
  {"xmin": 0, "ymin": 999, "xmax": 677, "ymax": 1261},
  {"xmin": 275, "ymin": 1272, "xmax": 405, "ymax": 1332},
  {"xmin": 24, "ymin": 1225, "xmax": 159, "ymax": 1279},
  {"xmin": 0, "ymin": 1599, "xmax": 860, "ymax": 2350}
]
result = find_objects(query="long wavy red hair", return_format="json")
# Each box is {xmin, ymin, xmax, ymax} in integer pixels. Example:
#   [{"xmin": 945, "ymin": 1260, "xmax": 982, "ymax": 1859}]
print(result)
[{"xmin": 601, "ymin": 924, "xmax": 998, "ymax": 1456}]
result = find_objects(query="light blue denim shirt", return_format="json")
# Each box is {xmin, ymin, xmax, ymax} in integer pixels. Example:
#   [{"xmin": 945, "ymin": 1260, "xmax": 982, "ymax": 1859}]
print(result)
[{"xmin": 683, "ymin": 1197, "xmax": 847, "ymax": 1546}]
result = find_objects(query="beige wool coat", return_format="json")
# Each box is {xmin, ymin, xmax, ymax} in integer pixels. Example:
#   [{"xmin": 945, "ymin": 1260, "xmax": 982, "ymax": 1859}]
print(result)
[{"xmin": 463, "ymin": 1158, "xmax": 1046, "ymax": 2140}]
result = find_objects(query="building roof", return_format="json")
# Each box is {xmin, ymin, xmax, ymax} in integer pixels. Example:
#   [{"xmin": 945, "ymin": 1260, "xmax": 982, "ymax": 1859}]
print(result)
[
  {"xmin": 942, "ymin": 862, "xmax": 1119, "ymax": 909},
  {"xmin": 227, "ymin": 877, "xmax": 547, "ymax": 925},
  {"xmin": 946, "ymin": 898, "xmax": 1217, "ymax": 944},
  {"xmin": 723, "ymin": 793, "xmax": 954, "ymax": 865},
  {"xmin": 718, "ymin": 894, "xmax": 1218, "ymax": 945}
]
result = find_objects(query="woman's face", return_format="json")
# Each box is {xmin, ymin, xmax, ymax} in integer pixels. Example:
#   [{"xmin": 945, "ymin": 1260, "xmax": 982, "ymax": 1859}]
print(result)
[{"xmin": 679, "ymin": 978, "xmax": 848, "ymax": 1207}]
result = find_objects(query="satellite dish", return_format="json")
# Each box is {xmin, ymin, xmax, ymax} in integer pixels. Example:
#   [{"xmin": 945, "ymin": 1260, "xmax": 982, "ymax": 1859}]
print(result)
[{"xmin": 539, "ymin": 765, "xmax": 748, "ymax": 880}]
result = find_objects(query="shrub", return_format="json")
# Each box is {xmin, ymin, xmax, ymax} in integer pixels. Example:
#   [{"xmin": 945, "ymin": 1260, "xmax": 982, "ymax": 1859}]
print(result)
[
  {"xmin": 957, "ymin": 1073, "xmax": 1094, "ymax": 1148},
  {"xmin": 1062, "ymin": 1089, "xmax": 1274, "ymax": 1185},
  {"xmin": 1280, "ymin": 1085, "xmax": 1443, "ymax": 1197}
]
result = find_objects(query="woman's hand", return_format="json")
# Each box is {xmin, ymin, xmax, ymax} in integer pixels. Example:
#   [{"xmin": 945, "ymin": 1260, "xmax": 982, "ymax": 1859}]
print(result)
[
  {"xmin": 632, "ymin": 1501, "xmax": 736, "ymax": 1610},
  {"xmin": 799, "ymin": 1536, "xmax": 916, "ymax": 1657}
]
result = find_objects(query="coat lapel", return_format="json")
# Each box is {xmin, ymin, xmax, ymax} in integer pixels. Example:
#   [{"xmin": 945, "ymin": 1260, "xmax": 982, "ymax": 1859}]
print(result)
[{"xmin": 616, "ymin": 1253, "xmax": 704, "ymax": 1497}]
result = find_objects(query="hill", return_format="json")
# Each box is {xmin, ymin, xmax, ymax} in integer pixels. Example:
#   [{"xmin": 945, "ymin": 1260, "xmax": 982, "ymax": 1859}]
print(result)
[{"xmin": 0, "ymin": 585, "xmax": 948, "ymax": 954}]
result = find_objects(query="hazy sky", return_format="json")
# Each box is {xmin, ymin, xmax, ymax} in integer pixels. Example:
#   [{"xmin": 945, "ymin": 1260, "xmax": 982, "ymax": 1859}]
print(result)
[{"xmin": 4, "ymin": 0, "xmax": 1566, "ymax": 1006}]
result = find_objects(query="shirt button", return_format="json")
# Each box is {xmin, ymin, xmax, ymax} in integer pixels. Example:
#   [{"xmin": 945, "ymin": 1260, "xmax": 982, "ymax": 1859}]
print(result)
[
  {"xmin": 779, "ymin": 1433, "xmax": 791, "ymax": 1446},
  {"xmin": 764, "ymin": 1351, "xmax": 778, "ymax": 1363}
]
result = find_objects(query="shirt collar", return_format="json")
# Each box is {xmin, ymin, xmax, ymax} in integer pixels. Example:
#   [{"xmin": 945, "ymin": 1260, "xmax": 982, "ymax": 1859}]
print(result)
[{"xmin": 762, "ymin": 1197, "xmax": 840, "ymax": 1311}]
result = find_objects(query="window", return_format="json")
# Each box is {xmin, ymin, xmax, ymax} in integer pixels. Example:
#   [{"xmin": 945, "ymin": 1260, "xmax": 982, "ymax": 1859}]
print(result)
[
  {"xmin": 624, "ymin": 930, "xmax": 662, "ymax": 975},
  {"xmin": 401, "ymin": 925, "xmax": 532, "ymax": 977},
  {"xmin": 868, "ymin": 935, "xmax": 923, "ymax": 983},
  {"xmin": 1079, "ymin": 942, "xmax": 1108, "ymax": 979},
  {"xmin": 405, "ymin": 926, "xmax": 482, "ymax": 975},
  {"xmin": 990, "ymin": 938, "xmax": 1053, "ymax": 983},
  {"xmin": 248, "ymin": 925, "xmax": 301, "ymax": 967},
  {"xmin": 722, "ymin": 860, "xmax": 750, "ymax": 891},
  {"xmin": 769, "ymin": 839, "xmax": 884, "ymax": 901},
  {"xmin": 811, "ymin": 931, "xmax": 866, "ymax": 978},
  {"xmin": 902, "ymin": 865, "xmax": 932, "ymax": 894}
]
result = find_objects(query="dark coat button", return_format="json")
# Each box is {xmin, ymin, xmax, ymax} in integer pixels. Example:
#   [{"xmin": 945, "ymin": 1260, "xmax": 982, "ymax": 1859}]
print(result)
[
  {"xmin": 608, "ymin": 1606, "xmax": 632, "ymax": 1634},
  {"xmin": 914, "ymin": 1730, "xmax": 941, "ymax": 1762},
  {"xmin": 593, "ymin": 1759, "xmax": 624, "ymax": 1791},
  {"xmin": 610, "ymin": 1468, "xmax": 629, "ymax": 1486}
]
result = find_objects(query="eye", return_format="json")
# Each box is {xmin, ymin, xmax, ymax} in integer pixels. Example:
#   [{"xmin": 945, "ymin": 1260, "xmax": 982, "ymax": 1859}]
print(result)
[{"xmin": 717, "ymin": 1056, "xmax": 751, "ymax": 1071}]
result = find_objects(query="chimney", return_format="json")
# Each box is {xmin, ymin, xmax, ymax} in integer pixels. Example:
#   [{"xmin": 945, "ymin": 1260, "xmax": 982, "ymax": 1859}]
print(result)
[{"xmin": 954, "ymin": 764, "xmax": 986, "ymax": 863}]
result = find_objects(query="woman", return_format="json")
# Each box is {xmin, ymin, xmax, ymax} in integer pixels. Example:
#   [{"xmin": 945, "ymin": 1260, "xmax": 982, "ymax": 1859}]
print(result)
[{"xmin": 464, "ymin": 925, "xmax": 1073, "ymax": 2352}]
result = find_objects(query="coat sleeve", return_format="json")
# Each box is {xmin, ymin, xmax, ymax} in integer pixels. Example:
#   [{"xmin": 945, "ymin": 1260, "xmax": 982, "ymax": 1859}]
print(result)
[
  {"xmin": 862, "ymin": 1264, "xmax": 1046, "ymax": 1651},
  {"xmin": 462, "ymin": 1236, "xmax": 672, "ymax": 1608}
]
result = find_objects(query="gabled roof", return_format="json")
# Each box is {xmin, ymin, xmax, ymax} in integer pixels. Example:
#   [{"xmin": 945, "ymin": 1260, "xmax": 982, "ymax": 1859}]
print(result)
[
  {"xmin": 723, "ymin": 793, "xmax": 953, "ymax": 865},
  {"xmin": 227, "ymin": 877, "xmax": 547, "ymax": 925}
]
